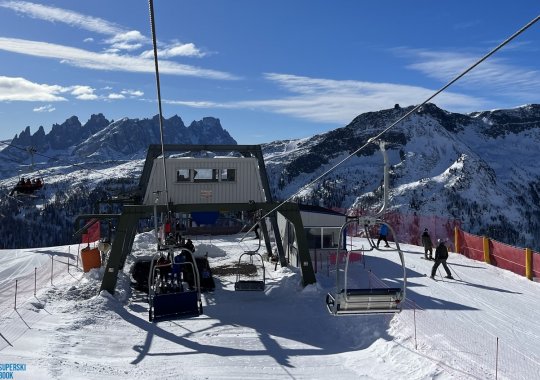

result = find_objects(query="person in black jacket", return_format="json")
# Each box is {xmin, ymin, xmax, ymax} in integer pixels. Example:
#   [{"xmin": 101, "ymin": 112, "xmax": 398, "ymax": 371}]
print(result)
[
  {"xmin": 430, "ymin": 239, "xmax": 453, "ymax": 279},
  {"xmin": 421, "ymin": 228, "xmax": 434, "ymax": 260}
]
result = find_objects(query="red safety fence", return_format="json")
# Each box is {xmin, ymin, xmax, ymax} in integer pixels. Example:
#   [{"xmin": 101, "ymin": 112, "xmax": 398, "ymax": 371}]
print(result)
[
  {"xmin": 458, "ymin": 230, "xmax": 484, "ymax": 261},
  {"xmin": 326, "ymin": 250, "xmax": 363, "ymax": 265},
  {"xmin": 458, "ymin": 228, "xmax": 539, "ymax": 280},
  {"xmin": 342, "ymin": 208, "xmax": 459, "ymax": 246},
  {"xmin": 533, "ymin": 251, "xmax": 540, "ymax": 279},
  {"xmin": 333, "ymin": 208, "xmax": 539, "ymax": 280},
  {"xmin": 490, "ymin": 240, "xmax": 526, "ymax": 277}
]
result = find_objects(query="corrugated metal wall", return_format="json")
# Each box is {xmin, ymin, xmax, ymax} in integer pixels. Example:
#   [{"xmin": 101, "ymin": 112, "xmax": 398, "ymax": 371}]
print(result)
[{"xmin": 143, "ymin": 157, "xmax": 267, "ymax": 204}]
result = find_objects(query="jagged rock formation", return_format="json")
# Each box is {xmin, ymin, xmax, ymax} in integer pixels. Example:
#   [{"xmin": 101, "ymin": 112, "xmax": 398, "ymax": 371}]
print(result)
[{"xmin": 4, "ymin": 114, "xmax": 236, "ymax": 164}]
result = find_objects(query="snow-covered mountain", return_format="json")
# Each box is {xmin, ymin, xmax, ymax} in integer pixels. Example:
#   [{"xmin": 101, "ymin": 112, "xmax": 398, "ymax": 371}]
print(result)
[
  {"xmin": 1, "ymin": 104, "xmax": 540, "ymax": 250},
  {"xmin": 3, "ymin": 113, "xmax": 236, "ymax": 165},
  {"xmin": 263, "ymin": 103, "xmax": 540, "ymax": 249}
]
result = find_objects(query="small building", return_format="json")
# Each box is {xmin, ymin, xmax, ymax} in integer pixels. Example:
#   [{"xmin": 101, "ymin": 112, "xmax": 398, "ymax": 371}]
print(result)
[
  {"xmin": 142, "ymin": 157, "xmax": 268, "ymax": 205},
  {"xmin": 277, "ymin": 204, "xmax": 346, "ymax": 267}
]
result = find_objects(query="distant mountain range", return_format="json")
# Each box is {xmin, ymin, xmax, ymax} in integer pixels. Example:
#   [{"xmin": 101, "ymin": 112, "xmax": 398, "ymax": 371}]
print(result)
[
  {"xmin": 1, "ymin": 104, "xmax": 540, "ymax": 250},
  {"xmin": 4, "ymin": 114, "xmax": 236, "ymax": 163},
  {"xmin": 263, "ymin": 103, "xmax": 540, "ymax": 248}
]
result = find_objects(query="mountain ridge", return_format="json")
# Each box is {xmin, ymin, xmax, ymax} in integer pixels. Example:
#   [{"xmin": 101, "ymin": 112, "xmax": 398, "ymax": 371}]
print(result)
[
  {"xmin": 1, "ymin": 103, "xmax": 540, "ymax": 250},
  {"xmin": 5, "ymin": 113, "xmax": 237, "ymax": 163}
]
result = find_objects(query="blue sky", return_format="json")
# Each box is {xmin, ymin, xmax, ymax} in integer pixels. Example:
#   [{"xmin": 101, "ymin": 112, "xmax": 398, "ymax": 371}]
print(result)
[{"xmin": 0, "ymin": 1, "xmax": 539, "ymax": 144}]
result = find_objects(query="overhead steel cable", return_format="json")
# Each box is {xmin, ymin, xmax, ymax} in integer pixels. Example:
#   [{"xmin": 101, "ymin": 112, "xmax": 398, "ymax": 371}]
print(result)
[
  {"xmin": 241, "ymin": 13, "xmax": 540, "ymax": 241},
  {"xmin": 148, "ymin": 0, "xmax": 170, "ymax": 214},
  {"xmin": 0, "ymin": 140, "xmax": 112, "ymax": 179}
]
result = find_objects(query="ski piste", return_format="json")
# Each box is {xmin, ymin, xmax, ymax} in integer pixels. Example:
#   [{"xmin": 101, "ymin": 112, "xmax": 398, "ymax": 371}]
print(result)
[{"xmin": 426, "ymin": 274, "xmax": 462, "ymax": 282}]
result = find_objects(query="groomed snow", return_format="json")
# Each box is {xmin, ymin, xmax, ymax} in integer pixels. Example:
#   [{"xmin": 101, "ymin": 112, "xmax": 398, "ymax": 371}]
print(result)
[{"xmin": 1, "ymin": 233, "xmax": 540, "ymax": 379}]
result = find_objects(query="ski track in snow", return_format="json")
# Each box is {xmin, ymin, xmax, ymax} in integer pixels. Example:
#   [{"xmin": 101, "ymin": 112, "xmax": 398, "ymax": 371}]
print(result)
[{"xmin": 1, "ymin": 234, "xmax": 539, "ymax": 379}]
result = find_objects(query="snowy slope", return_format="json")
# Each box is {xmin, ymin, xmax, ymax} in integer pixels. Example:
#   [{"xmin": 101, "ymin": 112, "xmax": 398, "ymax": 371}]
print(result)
[
  {"xmin": 1, "ymin": 233, "xmax": 539, "ymax": 379},
  {"xmin": 263, "ymin": 103, "xmax": 540, "ymax": 250}
]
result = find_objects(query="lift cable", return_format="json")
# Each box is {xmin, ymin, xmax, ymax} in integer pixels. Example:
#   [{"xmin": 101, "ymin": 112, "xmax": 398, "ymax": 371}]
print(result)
[
  {"xmin": 0, "ymin": 140, "xmax": 112, "ymax": 180},
  {"xmin": 241, "ymin": 13, "xmax": 540, "ymax": 241},
  {"xmin": 148, "ymin": 0, "xmax": 170, "ymax": 214}
]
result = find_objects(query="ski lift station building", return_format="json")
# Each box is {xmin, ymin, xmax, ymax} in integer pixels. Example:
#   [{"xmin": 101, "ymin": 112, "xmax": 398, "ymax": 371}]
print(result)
[
  {"xmin": 142, "ymin": 156, "xmax": 267, "ymax": 205},
  {"xmin": 78, "ymin": 145, "xmax": 347, "ymax": 294}
]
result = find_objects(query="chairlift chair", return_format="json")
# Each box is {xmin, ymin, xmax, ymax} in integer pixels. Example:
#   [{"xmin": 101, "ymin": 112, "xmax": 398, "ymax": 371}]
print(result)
[
  {"xmin": 234, "ymin": 251, "xmax": 266, "ymax": 291},
  {"xmin": 147, "ymin": 248, "xmax": 203, "ymax": 321},
  {"xmin": 9, "ymin": 147, "xmax": 45, "ymax": 198},
  {"xmin": 326, "ymin": 218, "xmax": 407, "ymax": 316}
]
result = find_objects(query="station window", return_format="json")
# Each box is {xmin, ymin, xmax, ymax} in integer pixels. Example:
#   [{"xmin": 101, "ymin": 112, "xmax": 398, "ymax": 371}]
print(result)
[
  {"xmin": 193, "ymin": 169, "xmax": 219, "ymax": 182},
  {"xmin": 220, "ymin": 169, "xmax": 236, "ymax": 182},
  {"xmin": 176, "ymin": 169, "xmax": 190, "ymax": 182}
]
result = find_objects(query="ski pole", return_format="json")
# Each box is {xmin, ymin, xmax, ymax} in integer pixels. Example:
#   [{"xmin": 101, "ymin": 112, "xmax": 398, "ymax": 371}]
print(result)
[
  {"xmin": 437, "ymin": 267, "xmax": 444, "ymax": 279},
  {"xmin": 447, "ymin": 263, "xmax": 463, "ymax": 281}
]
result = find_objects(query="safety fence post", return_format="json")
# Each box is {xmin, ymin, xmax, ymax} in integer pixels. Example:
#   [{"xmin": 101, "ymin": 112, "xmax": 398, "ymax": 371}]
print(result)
[
  {"xmin": 454, "ymin": 226, "xmax": 460, "ymax": 254},
  {"xmin": 495, "ymin": 337, "xmax": 499, "ymax": 380},
  {"xmin": 525, "ymin": 248, "xmax": 532, "ymax": 280},
  {"xmin": 483, "ymin": 236, "xmax": 491, "ymax": 264},
  {"xmin": 14, "ymin": 280, "xmax": 18, "ymax": 310},
  {"xmin": 34, "ymin": 267, "xmax": 37, "ymax": 296},
  {"xmin": 413, "ymin": 302, "xmax": 418, "ymax": 350}
]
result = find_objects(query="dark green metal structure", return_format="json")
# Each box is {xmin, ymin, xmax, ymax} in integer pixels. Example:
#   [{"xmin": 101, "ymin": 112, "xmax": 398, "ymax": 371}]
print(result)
[{"xmin": 75, "ymin": 145, "xmax": 316, "ymax": 294}]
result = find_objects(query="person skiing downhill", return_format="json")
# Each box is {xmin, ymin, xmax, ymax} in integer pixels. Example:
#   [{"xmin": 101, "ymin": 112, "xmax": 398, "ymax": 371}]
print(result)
[{"xmin": 430, "ymin": 239, "xmax": 453, "ymax": 279}]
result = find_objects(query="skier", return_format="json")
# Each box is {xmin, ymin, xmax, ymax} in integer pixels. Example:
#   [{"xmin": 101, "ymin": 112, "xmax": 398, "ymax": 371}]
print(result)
[
  {"xmin": 376, "ymin": 224, "xmax": 390, "ymax": 248},
  {"xmin": 430, "ymin": 239, "xmax": 453, "ymax": 279},
  {"xmin": 421, "ymin": 228, "xmax": 434, "ymax": 259}
]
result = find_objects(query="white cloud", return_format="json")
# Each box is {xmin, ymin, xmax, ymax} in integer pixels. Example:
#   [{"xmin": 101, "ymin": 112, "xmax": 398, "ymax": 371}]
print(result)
[
  {"xmin": 106, "ymin": 30, "xmax": 146, "ymax": 51},
  {"xmin": 108, "ymin": 93, "xmax": 125, "ymax": 100},
  {"xmin": 140, "ymin": 42, "xmax": 206, "ymax": 59},
  {"xmin": 0, "ymin": 0, "xmax": 209, "ymax": 59},
  {"xmin": 165, "ymin": 73, "xmax": 486, "ymax": 124},
  {"xmin": 0, "ymin": 1, "xmax": 125, "ymax": 36},
  {"xmin": 0, "ymin": 1, "xmax": 148, "ymax": 53},
  {"xmin": 66, "ymin": 85, "xmax": 98, "ymax": 100},
  {"xmin": 121, "ymin": 89, "xmax": 143, "ymax": 97},
  {"xmin": 33, "ymin": 104, "xmax": 55, "ymax": 112},
  {"xmin": 403, "ymin": 49, "xmax": 540, "ymax": 98},
  {"xmin": 0, "ymin": 37, "xmax": 238, "ymax": 80},
  {"xmin": 0, "ymin": 76, "xmax": 102, "ymax": 102},
  {"xmin": 0, "ymin": 76, "xmax": 66, "ymax": 101}
]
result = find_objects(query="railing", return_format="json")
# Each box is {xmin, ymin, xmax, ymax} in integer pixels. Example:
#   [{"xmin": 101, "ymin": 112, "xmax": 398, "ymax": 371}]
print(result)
[{"xmin": 0, "ymin": 247, "xmax": 83, "ymax": 351}]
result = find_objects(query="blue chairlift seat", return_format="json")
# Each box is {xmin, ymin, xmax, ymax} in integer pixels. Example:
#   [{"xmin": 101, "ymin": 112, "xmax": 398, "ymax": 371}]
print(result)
[{"xmin": 148, "ymin": 249, "xmax": 203, "ymax": 321}]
